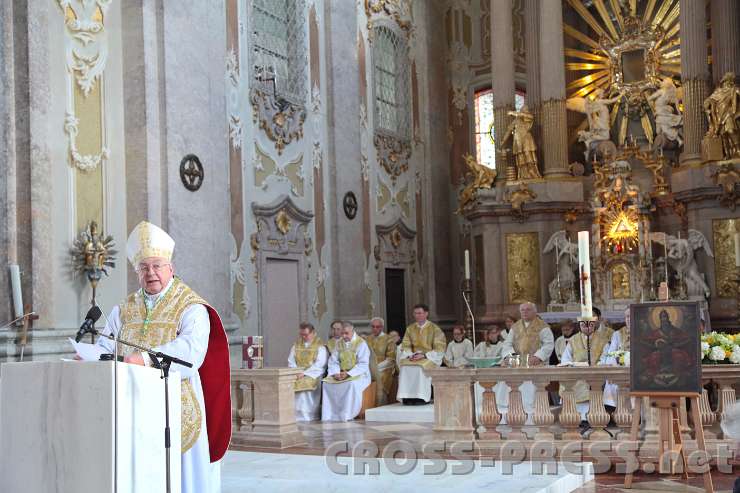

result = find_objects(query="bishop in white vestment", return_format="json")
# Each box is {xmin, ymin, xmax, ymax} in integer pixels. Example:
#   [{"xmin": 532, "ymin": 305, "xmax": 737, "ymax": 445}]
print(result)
[
  {"xmin": 321, "ymin": 322, "xmax": 371, "ymax": 421},
  {"xmin": 95, "ymin": 221, "xmax": 231, "ymax": 493},
  {"xmin": 288, "ymin": 323, "xmax": 329, "ymax": 421}
]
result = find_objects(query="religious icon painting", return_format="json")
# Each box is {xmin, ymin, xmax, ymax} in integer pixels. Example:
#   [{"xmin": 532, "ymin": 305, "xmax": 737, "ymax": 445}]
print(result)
[{"xmin": 630, "ymin": 302, "xmax": 702, "ymax": 394}]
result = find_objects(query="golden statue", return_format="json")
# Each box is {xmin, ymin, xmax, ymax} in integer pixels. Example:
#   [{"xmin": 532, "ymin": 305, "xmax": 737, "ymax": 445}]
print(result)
[
  {"xmin": 456, "ymin": 153, "xmax": 497, "ymax": 214},
  {"xmin": 500, "ymin": 105, "xmax": 542, "ymax": 180},
  {"xmin": 506, "ymin": 182, "xmax": 537, "ymax": 214},
  {"xmin": 703, "ymin": 72, "xmax": 740, "ymax": 160}
]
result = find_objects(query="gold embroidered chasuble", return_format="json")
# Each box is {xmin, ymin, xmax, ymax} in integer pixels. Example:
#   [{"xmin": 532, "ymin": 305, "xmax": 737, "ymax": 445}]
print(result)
[
  {"xmin": 292, "ymin": 336, "xmax": 326, "ymax": 391},
  {"xmin": 323, "ymin": 336, "xmax": 365, "ymax": 384},
  {"xmin": 563, "ymin": 326, "xmax": 614, "ymax": 403},
  {"xmin": 400, "ymin": 322, "xmax": 446, "ymax": 370},
  {"xmin": 118, "ymin": 278, "xmax": 207, "ymax": 454},
  {"xmin": 364, "ymin": 333, "xmax": 396, "ymax": 395},
  {"xmin": 617, "ymin": 326, "xmax": 630, "ymax": 351},
  {"xmin": 509, "ymin": 317, "xmax": 549, "ymax": 357},
  {"xmin": 327, "ymin": 337, "xmax": 341, "ymax": 355}
]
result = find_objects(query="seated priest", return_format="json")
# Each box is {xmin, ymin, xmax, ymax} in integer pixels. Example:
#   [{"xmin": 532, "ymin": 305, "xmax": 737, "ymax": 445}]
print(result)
[
  {"xmin": 95, "ymin": 221, "xmax": 231, "ymax": 493},
  {"xmin": 321, "ymin": 322, "xmax": 371, "ymax": 421},
  {"xmin": 560, "ymin": 311, "xmax": 614, "ymax": 427},
  {"xmin": 288, "ymin": 322, "xmax": 328, "ymax": 421},
  {"xmin": 326, "ymin": 319, "xmax": 343, "ymax": 355},
  {"xmin": 600, "ymin": 306, "xmax": 631, "ymax": 411},
  {"xmin": 554, "ymin": 319, "xmax": 577, "ymax": 363},
  {"xmin": 364, "ymin": 317, "xmax": 396, "ymax": 405},
  {"xmin": 396, "ymin": 303, "xmax": 446, "ymax": 405},
  {"xmin": 443, "ymin": 325, "xmax": 473, "ymax": 368},
  {"xmin": 500, "ymin": 302, "xmax": 554, "ymax": 422},
  {"xmin": 474, "ymin": 325, "xmax": 509, "ymax": 418}
]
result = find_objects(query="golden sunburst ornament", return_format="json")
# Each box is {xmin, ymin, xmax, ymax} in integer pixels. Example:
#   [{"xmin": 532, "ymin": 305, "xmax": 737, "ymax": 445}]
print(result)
[
  {"xmin": 564, "ymin": 0, "xmax": 682, "ymax": 145},
  {"xmin": 602, "ymin": 208, "xmax": 639, "ymax": 253}
]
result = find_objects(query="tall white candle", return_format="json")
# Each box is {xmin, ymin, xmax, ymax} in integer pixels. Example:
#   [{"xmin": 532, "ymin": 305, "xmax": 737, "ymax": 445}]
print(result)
[
  {"xmin": 9, "ymin": 264, "xmax": 23, "ymax": 319},
  {"xmin": 577, "ymin": 231, "xmax": 593, "ymax": 319},
  {"xmin": 734, "ymin": 232, "xmax": 740, "ymax": 268},
  {"xmin": 464, "ymin": 249, "xmax": 470, "ymax": 280}
]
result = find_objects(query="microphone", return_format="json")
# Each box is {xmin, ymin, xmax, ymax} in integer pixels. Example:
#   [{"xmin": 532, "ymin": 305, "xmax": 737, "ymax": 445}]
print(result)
[{"xmin": 76, "ymin": 306, "xmax": 102, "ymax": 343}]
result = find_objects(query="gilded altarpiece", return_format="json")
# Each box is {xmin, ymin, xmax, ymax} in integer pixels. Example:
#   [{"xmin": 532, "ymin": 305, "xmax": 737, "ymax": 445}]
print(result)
[
  {"xmin": 505, "ymin": 233, "xmax": 540, "ymax": 304},
  {"xmin": 713, "ymin": 219, "xmax": 739, "ymax": 298}
]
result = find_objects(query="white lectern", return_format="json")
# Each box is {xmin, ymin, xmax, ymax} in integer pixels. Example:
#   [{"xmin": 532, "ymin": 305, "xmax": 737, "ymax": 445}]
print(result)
[{"xmin": 0, "ymin": 361, "xmax": 181, "ymax": 493}]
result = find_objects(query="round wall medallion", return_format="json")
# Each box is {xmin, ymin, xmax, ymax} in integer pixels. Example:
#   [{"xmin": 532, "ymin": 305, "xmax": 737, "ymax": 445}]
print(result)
[
  {"xmin": 180, "ymin": 154, "xmax": 204, "ymax": 191},
  {"xmin": 343, "ymin": 191, "xmax": 358, "ymax": 220}
]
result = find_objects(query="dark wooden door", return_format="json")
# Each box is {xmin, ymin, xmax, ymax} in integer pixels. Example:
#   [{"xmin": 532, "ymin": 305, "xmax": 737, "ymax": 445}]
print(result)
[{"xmin": 384, "ymin": 268, "xmax": 407, "ymax": 337}]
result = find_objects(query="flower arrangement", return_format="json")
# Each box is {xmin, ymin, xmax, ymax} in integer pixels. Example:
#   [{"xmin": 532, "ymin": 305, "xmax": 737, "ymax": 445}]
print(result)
[
  {"xmin": 605, "ymin": 350, "xmax": 630, "ymax": 366},
  {"xmin": 701, "ymin": 332, "xmax": 740, "ymax": 364}
]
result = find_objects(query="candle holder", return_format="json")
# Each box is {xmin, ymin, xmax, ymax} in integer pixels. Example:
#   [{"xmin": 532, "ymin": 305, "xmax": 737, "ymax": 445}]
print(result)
[
  {"xmin": 735, "ymin": 266, "xmax": 740, "ymax": 327},
  {"xmin": 462, "ymin": 278, "xmax": 474, "ymax": 342}
]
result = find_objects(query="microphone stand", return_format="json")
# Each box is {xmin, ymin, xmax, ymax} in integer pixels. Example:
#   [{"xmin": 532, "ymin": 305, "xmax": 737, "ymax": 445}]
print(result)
[{"xmin": 89, "ymin": 328, "xmax": 192, "ymax": 493}]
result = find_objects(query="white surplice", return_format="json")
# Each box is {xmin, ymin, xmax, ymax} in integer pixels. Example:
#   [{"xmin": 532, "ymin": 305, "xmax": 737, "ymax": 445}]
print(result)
[
  {"xmin": 499, "ymin": 321, "xmax": 554, "ymax": 423},
  {"xmin": 473, "ymin": 341, "xmax": 509, "ymax": 422},
  {"xmin": 97, "ymin": 292, "xmax": 220, "ymax": 493},
  {"xmin": 444, "ymin": 339, "xmax": 473, "ymax": 367},
  {"xmin": 321, "ymin": 334, "xmax": 371, "ymax": 421},
  {"xmin": 288, "ymin": 343, "xmax": 328, "ymax": 422},
  {"xmin": 599, "ymin": 330, "xmax": 626, "ymax": 408}
]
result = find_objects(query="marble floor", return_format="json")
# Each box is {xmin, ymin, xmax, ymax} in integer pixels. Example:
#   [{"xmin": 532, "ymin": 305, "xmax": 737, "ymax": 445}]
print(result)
[
  {"xmin": 227, "ymin": 420, "xmax": 739, "ymax": 492},
  {"xmin": 221, "ymin": 450, "xmax": 595, "ymax": 493}
]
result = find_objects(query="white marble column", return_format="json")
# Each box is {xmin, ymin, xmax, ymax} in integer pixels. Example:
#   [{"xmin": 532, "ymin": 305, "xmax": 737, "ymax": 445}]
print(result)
[
  {"xmin": 679, "ymin": 0, "xmax": 710, "ymax": 164},
  {"xmin": 538, "ymin": 0, "xmax": 569, "ymax": 178},
  {"xmin": 491, "ymin": 0, "xmax": 516, "ymax": 182},
  {"xmin": 710, "ymin": 0, "xmax": 740, "ymax": 86}
]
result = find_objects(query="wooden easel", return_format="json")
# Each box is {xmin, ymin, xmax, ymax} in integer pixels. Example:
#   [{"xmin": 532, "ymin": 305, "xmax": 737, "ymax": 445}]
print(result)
[{"xmin": 624, "ymin": 392, "xmax": 713, "ymax": 493}]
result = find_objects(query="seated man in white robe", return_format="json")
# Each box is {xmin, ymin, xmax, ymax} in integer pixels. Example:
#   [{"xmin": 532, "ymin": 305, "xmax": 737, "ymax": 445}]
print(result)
[
  {"xmin": 501, "ymin": 302, "xmax": 554, "ymax": 423},
  {"xmin": 364, "ymin": 317, "xmax": 396, "ymax": 405},
  {"xmin": 554, "ymin": 319, "xmax": 576, "ymax": 363},
  {"xmin": 322, "ymin": 322, "xmax": 371, "ymax": 421},
  {"xmin": 474, "ymin": 325, "xmax": 508, "ymax": 418},
  {"xmin": 288, "ymin": 322, "xmax": 328, "ymax": 421},
  {"xmin": 443, "ymin": 325, "xmax": 473, "ymax": 368},
  {"xmin": 326, "ymin": 319, "xmax": 343, "ymax": 355},
  {"xmin": 397, "ymin": 303, "xmax": 447, "ymax": 405},
  {"xmin": 559, "ymin": 315, "xmax": 613, "ymax": 428}
]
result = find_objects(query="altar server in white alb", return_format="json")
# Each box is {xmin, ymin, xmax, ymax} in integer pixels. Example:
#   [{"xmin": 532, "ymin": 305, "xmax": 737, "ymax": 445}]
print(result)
[
  {"xmin": 473, "ymin": 325, "xmax": 509, "ymax": 419},
  {"xmin": 95, "ymin": 221, "xmax": 231, "ymax": 493},
  {"xmin": 443, "ymin": 325, "xmax": 473, "ymax": 368},
  {"xmin": 288, "ymin": 322, "xmax": 328, "ymax": 421},
  {"xmin": 397, "ymin": 304, "xmax": 447, "ymax": 405},
  {"xmin": 321, "ymin": 322, "xmax": 371, "ymax": 421}
]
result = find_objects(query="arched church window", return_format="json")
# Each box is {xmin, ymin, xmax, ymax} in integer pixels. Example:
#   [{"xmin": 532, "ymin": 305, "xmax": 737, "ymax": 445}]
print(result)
[
  {"xmin": 249, "ymin": 0, "xmax": 307, "ymax": 106},
  {"xmin": 372, "ymin": 25, "xmax": 410, "ymax": 139},
  {"xmin": 473, "ymin": 88, "xmax": 525, "ymax": 169}
]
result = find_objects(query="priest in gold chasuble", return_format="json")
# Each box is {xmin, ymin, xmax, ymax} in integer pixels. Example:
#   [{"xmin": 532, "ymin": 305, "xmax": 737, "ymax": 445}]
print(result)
[
  {"xmin": 95, "ymin": 221, "xmax": 231, "ymax": 493},
  {"xmin": 560, "ymin": 313, "xmax": 613, "ymax": 422},
  {"xmin": 287, "ymin": 322, "xmax": 328, "ymax": 421},
  {"xmin": 397, "ymin": 304, "xmax": 446, "ymax": 404},
  {"xmin": 321, "ymin": 322, "xmax": 371, "ymax": 421},
  {"xmin": 364, "ymin": 317, "xmax": 397, "ymax": 405},
  {"xmin": 500, "ymin": 302, "xmax": 555, "ymax": 421}
]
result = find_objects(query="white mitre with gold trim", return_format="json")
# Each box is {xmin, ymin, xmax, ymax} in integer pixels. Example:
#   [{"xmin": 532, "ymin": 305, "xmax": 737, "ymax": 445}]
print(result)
[{"xmin": 126, "ymin": 221, "xmax": 175, "ymax": 266}]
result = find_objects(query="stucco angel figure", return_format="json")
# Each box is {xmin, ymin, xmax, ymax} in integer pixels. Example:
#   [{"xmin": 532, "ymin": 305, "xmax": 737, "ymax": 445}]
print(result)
[
  {"xmin": 500, "ymin": 105, "xmax": 541, "ymax": 180},
  {"xmin": 648, "ymin": 77, "xmax": 683, "ymax": 149},
  {"xmin": 543, "ymin": 231, "xmax": 578, "ymax": 304},
  {"xmin": 651, "ymin": 230, "xmax": 714, "ymax": 299},
  {"xmin": 457, "ymin": 153, "xmax": 497, "ymax": 214},
  {"xmin": 567, "ymin": 89, "xmax": 622, "ymax": 161}
]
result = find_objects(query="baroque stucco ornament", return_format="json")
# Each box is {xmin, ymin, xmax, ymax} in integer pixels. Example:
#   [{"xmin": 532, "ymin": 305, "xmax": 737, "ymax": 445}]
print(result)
[
  {"xmin": 58, "ymin": 0, "xmax": 112, "ymax": 171},
  {"xmin": 252, "ymin": 195, "xmax": 314, "ymax": 257},
  {"xmin": 365, "ymin": 0, "xmax": 412, "ymax": 34},
  {"xmin": 250, "ymin": 88, "xmax": 306, "ymax": 155},
  {"xmin": 374, "ymin": 133, "xmax": 411, "ymax": 184}
]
